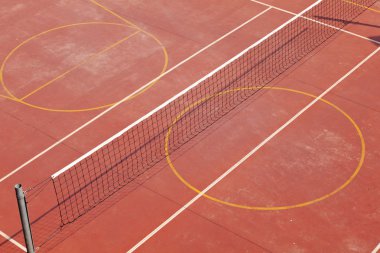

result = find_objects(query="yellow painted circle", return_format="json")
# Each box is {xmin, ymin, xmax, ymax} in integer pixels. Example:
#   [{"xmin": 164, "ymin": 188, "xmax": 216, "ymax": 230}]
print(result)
[
  {"xmin": 0, "ymin": 22, "xmax": 169, "ymax": 112},
  {"xmin": 165, "ymin": 86, "xmax": 365, "ymax": 210}
]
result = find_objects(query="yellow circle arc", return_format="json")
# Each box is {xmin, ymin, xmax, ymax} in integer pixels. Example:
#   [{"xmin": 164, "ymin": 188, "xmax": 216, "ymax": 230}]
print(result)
[
  {"xmin": 0, "ymin": 21, "xmax": 169, "ymax": 112},
  {"xmin": 165, "ymin": 86, "xmax": 365, "ymax": 211}
]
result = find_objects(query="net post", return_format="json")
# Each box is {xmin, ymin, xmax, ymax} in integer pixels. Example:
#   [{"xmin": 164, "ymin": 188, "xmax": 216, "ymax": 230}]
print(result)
[{"xmin": 15, "ymin": 184, "xmax": 35, "ymax": 253}]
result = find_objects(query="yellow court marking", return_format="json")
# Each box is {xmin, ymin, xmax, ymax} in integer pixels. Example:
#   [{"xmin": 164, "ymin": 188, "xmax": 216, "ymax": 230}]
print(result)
[
  {"xmin": 89, "ymin": 0, "xmax": 140, "ymax": 29},
  {"xmin": 343, "ymin": 0, "xmax": 380, "ymax": 14},
  {"xmin": 165, "ymin": 86, "xmax": 365, "ymax": 211},
  {"xmin": 20, "ymin": 30, "xmax": 141, "ymax": 101},
  {"xmin": 87, "ymin": 0, "xmax": 170, "ymax": 101},
  {"xmin": 0, "ymin": 21, "xmax": 169, "ymax": 112},
  {"xmin": 0, "ymin": 22, "xmax": 130, "ymax": 100}
]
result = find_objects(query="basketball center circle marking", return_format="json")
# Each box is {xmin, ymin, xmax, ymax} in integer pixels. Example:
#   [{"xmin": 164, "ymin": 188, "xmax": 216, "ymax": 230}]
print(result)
[
  {"xmin": 165, "ymin": 86, "xmax": 365, "ymax": 210},
  {"xmin": 0, "ymin": 22, "xmax": 168, "ymax": 112}
]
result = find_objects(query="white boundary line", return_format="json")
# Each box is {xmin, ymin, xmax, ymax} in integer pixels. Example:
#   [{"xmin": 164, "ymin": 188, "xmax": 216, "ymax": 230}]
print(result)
[
  {"xmin": 51, "ymin": 0, "xmax": 322, "ymax": 179},
  {"xmin": 126, "ymin": 41, "xmax": 380, "ymax": 253},
  {"xmin": 372, "ymin": 243, "xmax": 380, "ymax": 253},
  {"xmin": 0, "ymin": 7, "xmax": 272, "ymax": 183},
  {"xmin": 249, "ymin": 0, "xmax": 380, "ymax": 45},
  {"xmin": 0, "ymin": 230, "xmax": 26, "ymax": 252}
]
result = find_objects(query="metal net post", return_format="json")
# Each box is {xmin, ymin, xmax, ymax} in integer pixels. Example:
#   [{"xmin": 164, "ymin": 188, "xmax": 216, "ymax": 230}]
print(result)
[{"xmin": 15, "ymin": 184, "xmax": 35, "ymax": 253}]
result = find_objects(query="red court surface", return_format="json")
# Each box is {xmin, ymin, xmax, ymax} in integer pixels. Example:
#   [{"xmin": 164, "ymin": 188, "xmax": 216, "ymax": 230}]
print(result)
[{"xmin": 0, "ymin": 0, "xmax": 380, "ymax": 252}]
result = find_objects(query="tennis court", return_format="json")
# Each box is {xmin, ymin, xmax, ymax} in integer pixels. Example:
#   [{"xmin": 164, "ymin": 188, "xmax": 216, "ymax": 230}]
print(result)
[{"xmin": 0, "ymin": 0, "xmax": 379, "ymax": 252}]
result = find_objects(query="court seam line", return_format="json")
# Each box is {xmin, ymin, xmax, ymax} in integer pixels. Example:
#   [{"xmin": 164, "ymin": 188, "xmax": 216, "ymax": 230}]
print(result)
[
  {"xmin": 0, "ymin": 230, "xmax": 26, "ymax": 252},
  {"xmin": 0, "ymin": 7, "xmax": 271, "ymax": 180},
  {"xmin": 19, "ymin": 30, "xmax": 141, "ymax": 101},
  {"xmin": 249, "ymin": 0, "xmax": 380, "ymax": 45},
  {"xmin": 126, "ymin": 44, "xmax": 380, "ymax": 253},
  {"xmin": 373, "ymin": 243, "xmax": 380, "ymax": 253}
]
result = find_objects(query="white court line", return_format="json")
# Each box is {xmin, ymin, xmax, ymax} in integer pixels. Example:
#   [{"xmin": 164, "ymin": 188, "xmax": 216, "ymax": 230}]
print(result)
[
  {"xmin": 0, "ymin": 230, "xmax": 26, "ymax": 252},
  {"xmin": 51, "ymin": 0, "xmax": 321, "ymax": 178},
  {"xmin": 249, "ymin": 0, "xmax": 380, "ymax": 45},
  {"xmin": 372, "ymin": 243, "xmax": 380, "ymax": 253},
  {"xmin": 0, "ymin": 7, "xmax": 272, "ymax": 183},
  {"xmin": 126, "ymin": 43, "xmax": 380, "ymax": 253}
]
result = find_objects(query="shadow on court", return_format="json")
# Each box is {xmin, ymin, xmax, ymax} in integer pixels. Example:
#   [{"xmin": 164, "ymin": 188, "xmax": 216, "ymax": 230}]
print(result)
[{"xmin": 369, "ymin": 36, "xmax": 380, "ymax": 46}]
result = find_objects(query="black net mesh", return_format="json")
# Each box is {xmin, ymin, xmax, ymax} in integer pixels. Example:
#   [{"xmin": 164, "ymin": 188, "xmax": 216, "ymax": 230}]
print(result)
[{"xmin": 50, "ymin": 0, "xmax": 377, "ymax": 225}]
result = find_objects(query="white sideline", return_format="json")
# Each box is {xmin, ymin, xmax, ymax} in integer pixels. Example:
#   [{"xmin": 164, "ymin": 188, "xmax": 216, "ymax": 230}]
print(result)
[
  {"xmin": 249, "ymin": 0, "xmax": 380, "ymax": 45},
  {"xmin": 372, "ymin": 243, "xmax": 380, "ymax": 253},
  {"xmin": 0, "ymin": 230, "xmax": 26, "ymax": 252},
  {"xmin": 126, "ymin": 42, "xmax": 380, "ymax": 253},
  {"xmin": 0, "ymin": 7, "xmax": 272, "ymax": 183}
]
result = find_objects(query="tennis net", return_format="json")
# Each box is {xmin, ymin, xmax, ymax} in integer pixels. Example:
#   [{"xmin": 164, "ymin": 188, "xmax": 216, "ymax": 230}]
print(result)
[{"xmin": 44, "ymin": 0, "xmax": 376, "ymax": 226}]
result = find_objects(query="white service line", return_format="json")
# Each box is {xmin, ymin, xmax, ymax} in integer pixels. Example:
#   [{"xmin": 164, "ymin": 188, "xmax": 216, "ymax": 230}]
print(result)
[
  {"xmin": 372, "ymin": 243, "xmax": 380, "ymax": 253},
  {"xmin": 0, "ymin": 230, "xmax": 26, "ymax": 252},
  {"xmin": 0, "ymin": 7, "xmax": 272, "ymax": 183},
  {"xmin": 126, "ymin": 43, "xmax": 380, "ymax": 253},
  {"xmin": 249, "ymin": 0, "xmax": 380, "ymax": 45}
]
